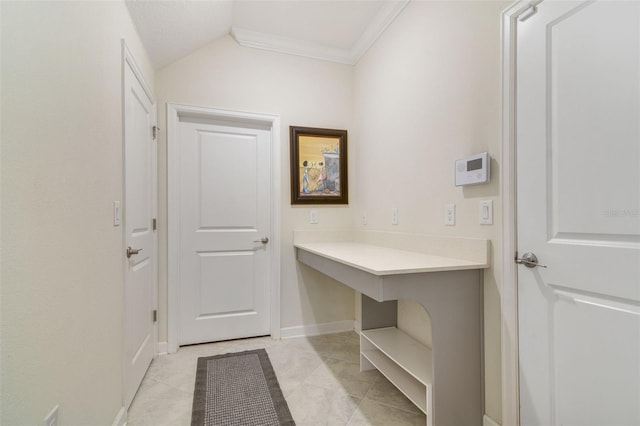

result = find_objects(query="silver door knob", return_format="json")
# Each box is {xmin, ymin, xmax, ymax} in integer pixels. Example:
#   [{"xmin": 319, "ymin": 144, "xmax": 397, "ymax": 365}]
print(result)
[
  {"xmin": 515, "ymin": 252, "xmax": 547, "ymax": 268},
  {"xmin": 253, "ymin": 237, "xmax": 269, "ymax": 244},
  {"xmin": 126, "ymin": 246, "xmax": 143, "ymax": 258}
]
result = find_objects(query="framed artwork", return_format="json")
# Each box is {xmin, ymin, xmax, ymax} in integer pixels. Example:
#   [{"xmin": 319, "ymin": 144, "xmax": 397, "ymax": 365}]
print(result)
[{"xmin": 290, "ymin": 126, "xmax": 348, "ymax": 205}]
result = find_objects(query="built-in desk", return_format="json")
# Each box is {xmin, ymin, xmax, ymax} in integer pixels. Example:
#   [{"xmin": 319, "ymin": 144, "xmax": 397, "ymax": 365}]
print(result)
[{"xmin": 294, "ymin": 230, "xmax": 490, "ymax": 426}]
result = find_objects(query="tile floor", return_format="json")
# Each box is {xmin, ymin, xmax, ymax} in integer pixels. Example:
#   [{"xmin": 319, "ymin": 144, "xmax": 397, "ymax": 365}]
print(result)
[{"xmin": 127, "ymin": 331, "xmax": 426, "ymax": 425}]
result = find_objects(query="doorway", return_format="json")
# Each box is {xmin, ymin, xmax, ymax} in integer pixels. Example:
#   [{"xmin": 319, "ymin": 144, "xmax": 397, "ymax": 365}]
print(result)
[{"xmin": 167, "ymin": 104, "xmax": 281, "ymax": 353}]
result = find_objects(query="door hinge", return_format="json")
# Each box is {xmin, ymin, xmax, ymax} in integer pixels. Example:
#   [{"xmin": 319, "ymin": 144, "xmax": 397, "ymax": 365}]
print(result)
[
  {"xmin": 152, "ymin": 309, "xmax": 157, "ymax": 323},
  {"xmin": 152, "ymin": 218, "xmax": 157, "ymax": 231},
  {"xmin": 519, "ymin": 0, "xmax": 543, "ymax": 22},
  {"xmin": 152, "ymin": 125, "xmax": 160, "ymax": 140}
]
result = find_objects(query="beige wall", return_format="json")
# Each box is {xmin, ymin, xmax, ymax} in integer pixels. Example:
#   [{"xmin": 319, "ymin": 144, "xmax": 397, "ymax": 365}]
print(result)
[
  {"xmin": 1, "ymin": 1, "xmax": 508, "ymax": 423},
  {"xmin": 353, "ymin": 1, "xmax": 508, "ymax": 422},
  {"xmin": 155, "ymin": 36, "xmax": 356, "ymax": 342},
  {"xmin": 0, "ymin": 1, "xmax": 154, "ymax": 424}
]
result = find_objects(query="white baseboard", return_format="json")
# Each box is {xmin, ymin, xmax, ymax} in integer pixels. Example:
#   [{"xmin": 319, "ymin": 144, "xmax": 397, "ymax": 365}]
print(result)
[
  {"xmin": 354, "ymin": 320, "xmax": 362, "ymax": 334},
  {"xmin": 112, "ymin": 406, "xmax": 126, "ymax": 426},
  {"xmin": 483, "ymin": 414, "xmax": 501, "ymax": 426},
  {"xmin": 158, "ymin": 321, "xmax": 354, "ymax": 349},
  {"xmin": 280, "ymin": 320, "xmax": 355, "ymax": 339}
]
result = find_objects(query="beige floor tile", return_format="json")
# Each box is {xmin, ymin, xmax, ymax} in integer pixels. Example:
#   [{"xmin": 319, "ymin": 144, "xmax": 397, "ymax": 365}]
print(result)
[
  {"xmin": 347, "ymin": 398, "xmax": 426, "ymax": 426},
  {"xmin": 364, "ymin": 375, "xmax": 423, "ymax": 415},
  {"xmin": 127, "ymin": 376, "xmax": 192, "ymax": 426},
  {"xmin": 128, "ymin": 332, "xmax": 426, "ymax": 426},
  {"xmin": 145, "ymin": 354, "xmax": 198, "ymax": 395},
  {"xmin": 322, "ymin": 339, "xmax": 362, "ymax": 364},
  {"xmin": 279, "ymin": 335, "xmax": 334, "ymax": 357},
  {"xmin": 286, "ymin": 382, "xmax": 361, "ymax": 425},
  {"xmin": 304, "ymin": 357, "xmax": 379, "ymax": 398},
  {"xmin": 267, "ymin": 344, "xmax": 327, "ymax": 396}
]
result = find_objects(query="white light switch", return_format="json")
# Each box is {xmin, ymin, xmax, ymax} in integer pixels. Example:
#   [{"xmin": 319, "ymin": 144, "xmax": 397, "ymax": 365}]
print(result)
[
  {"xmin": 310, "ymin": 210, "xmax": 319, "ymax": 224},
  {"xmin": 113, "ymin": 201, "xmax": 121, "ymax": 226},
  {"xmin": 445, "ymin": 204, "xmax": 456, "ymax": 226},
  {"xmin": 479, "ymin": 200, "xmax": 493, "ymax": 225}
]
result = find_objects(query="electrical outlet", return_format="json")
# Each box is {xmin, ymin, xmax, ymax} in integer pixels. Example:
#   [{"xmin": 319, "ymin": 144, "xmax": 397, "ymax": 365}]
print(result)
[
  {"xmin": 362, "ymin": 214, "xmax": 367, "ymax": 225},
  {"xmin": 43, "ymin": 405, "xmax": 59, "ymax": 426},
  {"xmin": 391, "ymin": 207, "xmax": 399, "ymax": 225},
  {"xmin": 310, "ymin": 210, "xmax": 319, "ymax": 224},
  {"xmin": 445, "ymin": 204, "xmax": 456, "ymax": 226}
]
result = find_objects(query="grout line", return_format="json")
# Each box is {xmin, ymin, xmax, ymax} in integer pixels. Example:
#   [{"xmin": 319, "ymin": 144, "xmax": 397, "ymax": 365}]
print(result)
[
  {"xmin": 363, "ymin": 375, "xmax": 426, "ymax": 417},
  {"xmin": 367, "ymin": 399, "xmax": 425, "ymax": 417},
  {"xmin": 345, "ymin": 393, "xmax": 365, "ymax": 426}
]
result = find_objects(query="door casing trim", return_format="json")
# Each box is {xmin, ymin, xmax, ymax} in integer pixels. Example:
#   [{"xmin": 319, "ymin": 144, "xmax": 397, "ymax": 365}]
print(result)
[
  {"xmin": 167, "ymin": 103, "xmax": 281, "ymax": 353},
  {"xmin": 501, "ymin": 2, "xmax": 537, "ymax": 425}
]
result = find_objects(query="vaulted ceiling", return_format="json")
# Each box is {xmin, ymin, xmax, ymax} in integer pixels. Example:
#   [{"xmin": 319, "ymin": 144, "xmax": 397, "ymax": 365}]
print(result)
[{"xmin": 125, "ymin": 0, "xmax": 409, "ymax": 69}]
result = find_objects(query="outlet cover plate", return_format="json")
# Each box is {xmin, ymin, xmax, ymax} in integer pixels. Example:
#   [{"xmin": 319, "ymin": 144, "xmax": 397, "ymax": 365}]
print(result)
[
  {"xmin": 391, "ymin": 207, "xmax": 399, "ymax": 225},
  {"xmin": 445, "ymin": 204, "xmax": 456, "ymax": 226},
  {"xmin": 310, "ymin": 210, "xmax": 319, "ymax": 224}
]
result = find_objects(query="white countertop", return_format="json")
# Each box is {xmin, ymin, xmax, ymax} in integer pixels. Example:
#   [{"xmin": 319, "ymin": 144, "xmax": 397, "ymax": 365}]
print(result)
[{"xmin": 294, "ymin": 241, "xmax": 489, "ymax": 276}]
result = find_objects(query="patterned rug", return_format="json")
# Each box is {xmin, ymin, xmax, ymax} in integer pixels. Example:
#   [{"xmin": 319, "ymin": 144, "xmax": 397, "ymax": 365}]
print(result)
[{"xmin": 191, "ymin": 349, "xmax": 295, "ymax": 426}]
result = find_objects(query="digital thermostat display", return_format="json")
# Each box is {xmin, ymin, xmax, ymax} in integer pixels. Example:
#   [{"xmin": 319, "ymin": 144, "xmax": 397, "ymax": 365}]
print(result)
[
  {"xmin": 455, "ymin": 152, "xmax": 490, "ymax": 186},
  {"xmin": 467, "ymin": 158, "xmax": 483, "ymax": 171}
]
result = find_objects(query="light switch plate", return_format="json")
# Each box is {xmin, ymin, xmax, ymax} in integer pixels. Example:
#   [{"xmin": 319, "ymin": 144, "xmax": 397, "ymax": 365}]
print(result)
[
  {"xmin": 479, "ymin": 200, "xmax": 493, "ymax": 225},
  {"xmin": 445, "ymin": 204, "xmax": 456, "ymax": 226},
  {"xmin": 113, "ymin": 201, "xmax": 121, "ymax": 227}
]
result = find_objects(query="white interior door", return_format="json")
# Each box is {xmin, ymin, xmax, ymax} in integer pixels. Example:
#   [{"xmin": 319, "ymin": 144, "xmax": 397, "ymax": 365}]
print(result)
[
  {"xmin": 123, "ymin": 51, "xmax": 156, "ymax": 408},
  {"xmin": 516, "ymin": 1, "xmax": 640, "ymax": 425},
  {"xmin": 177, "ymin": 118, "xmax": 271, "ymax": 346}
]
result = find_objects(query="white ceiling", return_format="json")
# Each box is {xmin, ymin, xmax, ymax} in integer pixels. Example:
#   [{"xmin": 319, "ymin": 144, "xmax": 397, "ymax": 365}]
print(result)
[{"xmin": 125, "ymin": 0, "xmax": 409, "ymax": 69}]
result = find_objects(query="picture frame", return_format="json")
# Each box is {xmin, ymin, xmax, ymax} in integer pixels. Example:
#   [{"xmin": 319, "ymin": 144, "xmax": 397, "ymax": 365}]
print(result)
[{"xmin": 290, "ymin": 126, "xmax": 348, "ymax": 205}]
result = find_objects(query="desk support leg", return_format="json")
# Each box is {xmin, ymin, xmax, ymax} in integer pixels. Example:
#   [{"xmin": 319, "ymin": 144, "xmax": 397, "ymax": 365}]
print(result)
[{"xmin": 385, "ymin": 270, "xmax": 483, "ymax": 426}]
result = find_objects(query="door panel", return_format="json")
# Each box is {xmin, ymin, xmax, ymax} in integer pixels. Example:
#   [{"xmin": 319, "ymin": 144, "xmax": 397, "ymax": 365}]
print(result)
[
  {"xmin": 198, "ymin": 132, "xmax": 258, "ymax": 228},
  {"xmin": 517, "ymin": 1, "xmax": 640, "ymax": 425},
  {"xmin": 550, "ymin": 1, "xmax": 639, "ymax": 241},
  {"xmin": 555, "ymin": 297, "xmax": 640, "ymax": 425},
  {"xmin": 198, "ymin": 252, "xmax": 256, "ymax": 315},
  {"xmin": 178, "ymin": 120, "xmax": 271, "ymax": 345},
  {"xmin": 123, "ymin": 59, "xmax": 156, "ymax": 408}
]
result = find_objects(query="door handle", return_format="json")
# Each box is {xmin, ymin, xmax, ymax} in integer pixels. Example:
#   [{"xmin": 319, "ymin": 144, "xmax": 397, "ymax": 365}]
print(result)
[
  {"xmin": 253, "ymin": 237, "xmax": 269, "ymax": 244},
  {"xmin": 127, "ymin": 246, "xmax": 143, "ymax": 258},
  {"xmin": 515, "ymin": 252, "xmax": 547, "ymax": 268}
]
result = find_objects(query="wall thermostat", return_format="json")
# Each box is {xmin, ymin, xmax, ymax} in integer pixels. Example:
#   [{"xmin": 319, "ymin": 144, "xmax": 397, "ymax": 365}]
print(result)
[{"xmin": 455, "ymin": 152, "xmax": 490, "ymax": 186}]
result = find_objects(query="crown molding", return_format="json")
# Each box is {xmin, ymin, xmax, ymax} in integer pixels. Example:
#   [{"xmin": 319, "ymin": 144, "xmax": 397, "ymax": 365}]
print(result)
[
  {"xmin": 350, "ymin": 0, "xmax": 410, "ymax": 63},
  {"xmin": 231, "ymin": 27, "xmax": 354, "ymax": 64},
  {"xmin": 231, "ymin": 0, "xmax": 410, "ymax": 65}
]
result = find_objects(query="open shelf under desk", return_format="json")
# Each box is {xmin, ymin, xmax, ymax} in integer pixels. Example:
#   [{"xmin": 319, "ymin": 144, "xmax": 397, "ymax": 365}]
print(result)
[{"xmin": 361, "ymin": 327, "xmax": 432, "ymax": 415}]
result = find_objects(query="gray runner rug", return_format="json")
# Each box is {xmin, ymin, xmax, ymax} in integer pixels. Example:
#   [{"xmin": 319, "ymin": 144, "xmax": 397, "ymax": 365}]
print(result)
[{"xmin": 191, "ymin": 349, "xmax": 295, "ymax": 426}]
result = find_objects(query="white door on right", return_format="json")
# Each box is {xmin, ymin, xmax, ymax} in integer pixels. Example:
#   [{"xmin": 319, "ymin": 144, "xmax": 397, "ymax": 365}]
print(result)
[{"xmin": 516, "ymin": 1, "xmax": 640, "ymax": 425}]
